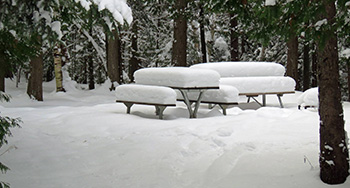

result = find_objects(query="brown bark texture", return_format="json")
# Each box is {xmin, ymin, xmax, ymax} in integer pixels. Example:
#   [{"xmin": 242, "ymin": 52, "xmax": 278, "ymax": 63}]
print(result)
[
  {"xmin": 303, "ymin": 42, "xmax": 310, "ymax": 91},
  {"xmin": 199, "ymin": 5, "xmax": 207, "ymax": 63},
  {"xmin": 318, "ymin": 0, "xmax": 349, "ymax": 184},
  {"xmin": 230, "ymin": 14, "xmax": 239, "ymax": 61},
  {"xmin": 286, "ymin": 35, "xmax": 299, "ymax": 90},
  {"xmin": 172, "ymin": 0, "xmax": 188, "ymax": 67},
  {"xmin": 107, "ymin": 29, "xmax": 123, "ymax": 85},
  {"xmin": 27, "ymin": 53, "xmax": 43, "ymax": 101}
]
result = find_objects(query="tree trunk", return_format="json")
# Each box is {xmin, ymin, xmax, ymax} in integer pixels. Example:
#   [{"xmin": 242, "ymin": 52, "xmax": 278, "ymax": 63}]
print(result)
[
  {"xmin": 348, "ymin": 60, "xmax": 350, "ymax": 101},
  {"xmin": 318, "ymin": 0, "xmax": 349, "ymax": 184},
  {"xmin": 0, "ymin": 74, "xmax": 4, "ymax": 92},
  {"xmin": 286, "ymin": 35, "xmax": 299, "ymax": 90},
  {"xmin": 311, "ymin": 42, "xmax": 318, "ymax": 87},
  {"xmin": 27, "ymin": 53, "xmax": 43, "ymax": 101},
  {"xmin": 172, "ymin": 0, "xmax": 188, "ymax": 67},
  {"xmin": 88, "ymin": 52, "xmax": 95, "ymax": 90},
  {"xmin": 107, "ymin": 29, "xmax": 123, "ymax": 89},
  {"xmin": 303, "ymin": 41, "xmax": 310, "ymax": 91},
  {"xmin": 230, "ymin": 13, "xmax": 239, "ymax": 61},
  {"xmin": 54, "ymin": 45, "xmax": 65, "ymax": 92},
  {"xmin": 199, "ymin": 4, "xmax": 207, "ymax": 63},
  {"xmin": 129, "ymin": 21, "xmax": 140, "ymax": 82}
]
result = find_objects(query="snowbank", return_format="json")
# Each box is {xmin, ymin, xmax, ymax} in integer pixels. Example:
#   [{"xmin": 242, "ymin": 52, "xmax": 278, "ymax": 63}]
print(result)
[
  {"xmin": 220, "ymin": 76, "xmax": 296, "ymax": 94},
  {"xmin": 134, "ymin": 67, "xmax": 220, "ymax": 88},
  {"xmin": 191, "ymin": 62, "xmax": 286, "ymax": 77},
  {"xmin": 297, "ymin": 87, "xmax": 319, "ymax": 107}
]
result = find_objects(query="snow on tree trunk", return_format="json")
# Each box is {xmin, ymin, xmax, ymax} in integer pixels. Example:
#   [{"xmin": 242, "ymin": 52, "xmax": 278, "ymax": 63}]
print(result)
[
  {"xmin": 54, "ymin": 45, "xmax": 65, "ymax": 92},
  {"xmin": 318, "ymin": 0, "xmax": 349, "ymax": 184},
  {"xmin": 27, "ymin": 53, "xmax": 43, "ymax": 101},
  {"xmin": 286, "ymin": 35, "xmax": 299, "ymax": 90},
  {"xmin": 172, "ymin": 0, "xmax": 188, "ymax": 67},
  {"xmin": 311, "ymin": 42, "xmax": 318, "ymax": 87}
]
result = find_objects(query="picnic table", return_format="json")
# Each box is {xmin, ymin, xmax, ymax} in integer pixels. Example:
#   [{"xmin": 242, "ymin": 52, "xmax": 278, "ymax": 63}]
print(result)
[{"xmin": 134, "ymin": 67, "xmax": 221, "ymax": 118}]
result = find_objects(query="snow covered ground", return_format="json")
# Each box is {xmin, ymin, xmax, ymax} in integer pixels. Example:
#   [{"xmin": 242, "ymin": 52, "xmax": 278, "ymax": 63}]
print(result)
[{"xmin": 1, "ymin": 79, "xmax": 349, "ymax": 188}]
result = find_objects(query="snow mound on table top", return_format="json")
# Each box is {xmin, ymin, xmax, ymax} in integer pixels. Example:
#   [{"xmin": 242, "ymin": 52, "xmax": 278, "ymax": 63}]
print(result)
[
  {"xmin": 297, "ymin": 87, "xmax": 319, "ymax": 107},
  {"xmin": 191, "ymin": 61, "xmax": 286, "ymax": 77},
  {"xmin": 134, "ymin": 67, "xmax": 220, "ymax": 88},
  {"xmin": 220, "ymin": 76, "xmax": 295, "ymax": 94},
  {"xmin": 116, "ymin": 84, "xmax": 176, "ymax": 104},
  {"xmin": 177, "ymin": 84, "xmax": 239, "ymax": 103}
]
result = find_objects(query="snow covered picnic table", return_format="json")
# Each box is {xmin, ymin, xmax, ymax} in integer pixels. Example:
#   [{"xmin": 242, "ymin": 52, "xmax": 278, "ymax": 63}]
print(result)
[
  {"xmin": 191, "ymin": 62, "xmax": 296, "ymax": 107},
  {"xmin": 133, "ymin": 67, "xmax": 221, "ymax": 118}
]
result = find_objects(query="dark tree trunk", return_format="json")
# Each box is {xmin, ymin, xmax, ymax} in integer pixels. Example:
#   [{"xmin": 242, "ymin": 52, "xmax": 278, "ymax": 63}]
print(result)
[
  {"xmin": 348, "ymin": 61, "xmax": 350, "ymax": 101},
  {"xmin": 172, "ymin": 0, "xmax": 188, "ymax": 67},
  {"xmin": 303, "ymin": 42, "xmax": 310, "ymax": 91},
  {"xmin": 107, "ymin": 29, "xmax": 123, "ymax": 89},
  {"xmin": 88, "ymin": 53, "xmax": 94, "ymax": 90},
  {"xmin": 27, "ymin": 53, "xmax": 43, "ymax": 101},
  {"xmin": 318, "ymin": 0, "xmax": 349, "ymax": 184},
  {"xmin": 0, "ymin": 54, "xmax": 4, "ymax": 92},
  {"xmin": 0, "ymin": 74, "xmax": 4, "ymax": 92},
  {"xmin": 199, "ymin": 4, "xmax": 207, "ymax": 63},
  {"xmin": 311, "ymin": 42, "xmax": 318, "ymax": 87},
  {"xmin": 129, "ymin": 21, "xmax": 140, "ymax": 82},
  {"xmin": 286, "ymin": 35, "xmax": 299, "ymax": 90},
  {"xmin": 230, "ymin": 14, "xmax": 239, "ymax": 61}
]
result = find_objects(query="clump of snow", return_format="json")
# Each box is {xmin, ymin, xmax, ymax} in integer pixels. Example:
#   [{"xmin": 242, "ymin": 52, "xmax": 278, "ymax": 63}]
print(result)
[
  {"xmin": 315, "ymin": 19, "xmax": 327, "ymax": 31},
  {"xmin": 177, "ymin": 85, "xmax": 239, "ymax": 103},
  {"xmin": 341, "ymin": 49, "xmax": 350, "ymax": 58},
  {"xmin": 75, "ymin": 0, "xmax": 133, "ymax": 25},
  {"xmin": 220, "ymin": 76, "xmax": 296, "ymax": 94},
  {"xmin": 115, "ymin": 84, "xmax": 176, "ymax": 104},
  {"xmin": 191, "ymin": 62, "xmax": 286, "ymax": 77},
  {"xmin": 297, "ymin": 87, "xmax": 319, "ymax": 108},
  {"xmin": 51, "ymin": 21, "xmax": 63, "ymax": 40},
  {"xmin": 265, "ymin": 0, "xmax": 276, "ymax": 6},
  {"xmin": 134, "ymin": 67, "xmax": 220, "ymax": 88}
]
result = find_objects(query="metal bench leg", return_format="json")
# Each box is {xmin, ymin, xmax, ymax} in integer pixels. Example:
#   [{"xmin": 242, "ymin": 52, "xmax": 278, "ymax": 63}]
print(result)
[
  {"xmin": 124, "ymin": 102, "xmax": 134, "ymax": 114},
  {"xmin": 219, "ymin": 104, "xmax": 229, "ymax": 115},
  {"xmin": 262, "ymin": 94, "xmax": 266, "ymax": 106},
  {"xmin": 277, "ymin": 94, "xmax": 284, "ymax": 108},
  {"xmin": 179, "ymin": 89, "xmax": 194, "ymax": 118},
  {"xmin": 155, "ymin": 106, "xmax": 166, "ymax": 119},
  {"xmin": 192, "ymin": 90, "xmax": 206, "ymax": 118}
]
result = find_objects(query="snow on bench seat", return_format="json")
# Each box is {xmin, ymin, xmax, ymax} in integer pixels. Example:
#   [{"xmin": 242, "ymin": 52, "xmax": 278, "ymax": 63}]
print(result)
[
  {"xmin": 176, "ymin": 85, "xmax": 239, "ymax": 115},
  {"xmin": 115, "ymin": 84, "xmax": 176, "ymax": 119},
  {"xmin": 297, "ymin": 87, "xmax": 318, "ymax": 109},
  {"xmin": 220, "ymin": 76, "xmax": 295, "ymax": 95},
  {"xmin": 191, "ymin": 61, "xmax": 285, "ymax": 77},
  {"xmin": 134, "ymin": 67, "xmax": 220, "ymax": 88}
]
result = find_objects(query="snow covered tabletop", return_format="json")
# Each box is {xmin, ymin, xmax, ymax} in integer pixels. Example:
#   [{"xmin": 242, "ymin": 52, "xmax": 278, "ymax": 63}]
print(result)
[
  {"xmin": 177, "ymin": 85, "xmax": 239, "ymax": 103},
  {"xmin": 190, "ymin": 62, "xmax": 286, "ymax": 77},
  {"xmin": 220, "ymin": 76, "xmax": 296, "ymax": 94},
  {"xmin": 115, "ymin": 84, "xmax": 177, "ymax": 105},
  {"xmin": 134, "ymin": 67, "xmax": 220, "ymax": 89},
  {"xmin": 297, "ymin": 87, "xmax": 319, "ymax": 108}
]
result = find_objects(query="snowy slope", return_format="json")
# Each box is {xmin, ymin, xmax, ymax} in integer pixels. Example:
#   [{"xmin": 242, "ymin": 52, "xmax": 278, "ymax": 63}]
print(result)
[{"xmin": 0, "ymin": 79, "xmax": 349, "ymax": 188}]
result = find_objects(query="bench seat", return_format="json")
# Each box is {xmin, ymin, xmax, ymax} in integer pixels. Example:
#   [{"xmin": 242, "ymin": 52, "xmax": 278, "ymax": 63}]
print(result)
[{"xmin": 115, "ymin": 84, "xmax": 177, "ymax": 119}]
